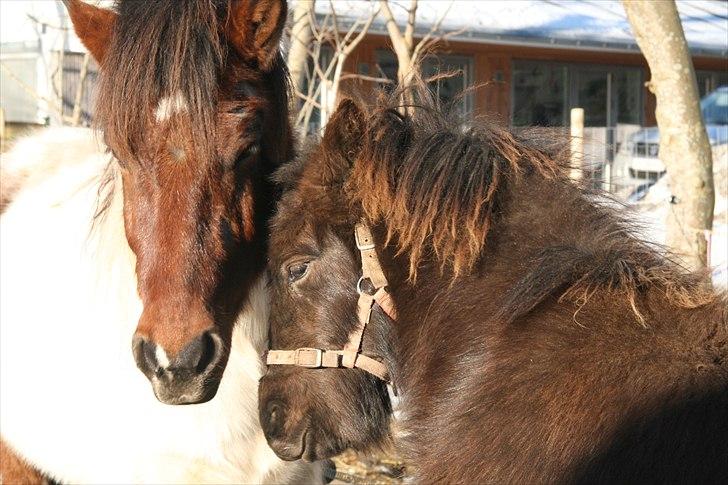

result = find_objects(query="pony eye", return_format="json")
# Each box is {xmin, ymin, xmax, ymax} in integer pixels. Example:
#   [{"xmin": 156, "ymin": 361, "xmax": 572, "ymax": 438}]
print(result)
[
  {"xmin": 233, "ymin": 144, "xmax": 259, "ymax": 170},
  {"xmin": 287, "ymin": 262, "xmax": 309, "ymax": 283}
]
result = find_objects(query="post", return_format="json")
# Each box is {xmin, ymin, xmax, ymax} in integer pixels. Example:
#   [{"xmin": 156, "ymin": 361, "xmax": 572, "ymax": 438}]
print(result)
[
  {"xmin": 0, "ymin": 107, "xmax": 5, "ymax": 142},
  {"xmin": 570, "ymin": 107, "xmax": 584, "ymax": 180},
  {"xmin": 71, "ymin": 53, "xmax": 91, "ymax": 126}
]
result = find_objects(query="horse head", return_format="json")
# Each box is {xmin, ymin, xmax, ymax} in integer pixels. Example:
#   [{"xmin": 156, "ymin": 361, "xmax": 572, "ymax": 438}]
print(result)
[
  {"xmin": 64, "ymin": 0, "xmax": 290, "ymax": 405},
  {"xmin": 259, "ymin": 100, "xmax": 396, "ymax": 461}
]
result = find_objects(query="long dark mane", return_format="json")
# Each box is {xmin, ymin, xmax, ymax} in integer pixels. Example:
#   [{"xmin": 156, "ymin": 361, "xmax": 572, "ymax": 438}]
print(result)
[
  {"xmin": 96, "ymin": 0, "xmax": 228, "ymax": 160},
  {"xmin": 341, "ymin": 84, "xmax": 717, "ymax": 322}
]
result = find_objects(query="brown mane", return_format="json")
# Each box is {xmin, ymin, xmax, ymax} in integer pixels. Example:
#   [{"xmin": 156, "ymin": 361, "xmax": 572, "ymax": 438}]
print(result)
[
  {"xmin": 287, "ymin": 85, "xmax": 717, "ymax": 322},
  {"xmin": 347, "ymin": 88, "xmax": 563, "ymax": 279},
  {"xmin": 96, "ymin": 0, "xmax": 227, "ymax": 161}
]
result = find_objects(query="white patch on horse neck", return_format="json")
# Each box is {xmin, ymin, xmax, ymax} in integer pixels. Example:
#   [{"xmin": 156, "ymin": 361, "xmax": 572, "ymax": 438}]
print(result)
[
  {"xmin": 0, "ymin": 128, "xmax": 321, "ymax": 484},
  {"xmin": 155, "ymin": 92, "xmax": 188, "ymax": 123}
]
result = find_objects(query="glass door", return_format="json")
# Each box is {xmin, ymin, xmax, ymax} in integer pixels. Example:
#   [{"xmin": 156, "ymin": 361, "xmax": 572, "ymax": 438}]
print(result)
[
  {"xmin": 571, "ymin": 67, "xmax": 611, "ymax": 128},
  {"xmin": 571, "ymin": 67, "xmax": 611, "ymax": 186}
]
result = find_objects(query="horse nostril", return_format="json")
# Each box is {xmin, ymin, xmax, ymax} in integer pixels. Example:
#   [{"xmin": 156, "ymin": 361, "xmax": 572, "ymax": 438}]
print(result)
[
  {"xmin": 173, "ymin": 330, "xmax": 221, "ymax": 374},
  {"xmin": 263, "ymin": 400, "xmax": 287, "ymax": 437},
  {"xmin": 132, "ymin": 335, "xmax": 159, "ymax": 376},
  {"xmin": 195, "ymin": 331, "xmax": 219, "ymax": 373}
]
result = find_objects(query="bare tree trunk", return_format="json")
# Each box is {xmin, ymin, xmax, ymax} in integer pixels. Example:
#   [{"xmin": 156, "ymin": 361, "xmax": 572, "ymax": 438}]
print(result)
[
  {"xmin": 379, "ymin": 0, "xmax": 416, "ymax": 85},
  {"xmin": 379, "ymin": 0, "xmax": 455, "ymax": 110},
  {"xmin": 291, "ymin": 3, "xmax": 378, "ymax": 134},
  {"xmin": 287, "ymin": 0, "xmax": 315, "ymax": 93},
  {"xmin": 623, "ymin": 0, "xmax": 714, "ymax": 271},
  {"xmin": 380, "ymin": 0, "xmax": 416, "ymax": 107}
]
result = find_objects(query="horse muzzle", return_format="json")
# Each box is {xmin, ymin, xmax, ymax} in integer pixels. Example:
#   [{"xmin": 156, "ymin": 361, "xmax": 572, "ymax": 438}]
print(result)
[{"xmin": 132, "ymin": 331, "xmax": 225, "ymax": 404}]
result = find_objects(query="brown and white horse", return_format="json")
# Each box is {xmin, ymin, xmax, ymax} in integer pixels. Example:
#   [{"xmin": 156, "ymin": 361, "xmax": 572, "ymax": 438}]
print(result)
[{"xmin": 0, "ymin": 0, "xmax": 320, "ymax": 482}]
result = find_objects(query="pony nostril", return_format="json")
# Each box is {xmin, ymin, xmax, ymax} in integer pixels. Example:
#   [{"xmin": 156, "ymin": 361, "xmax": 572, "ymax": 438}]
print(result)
[
  {"xmin": 263, "ymin": 400, "xmax": 287, "ymax": 437},
  {"xmin": 132, "ymin": 335, "xmax": 159, "ymax": 376},
  {"xmin": 143, "ymin": 340, "xmax": 159, "ymax": 372},
  {"xmin": 195, "ymin": 331, "xmax": 219, "ymax": 373},
  {"xmin": 173, "ymin": 331, "xmax": 220, "ymax": 374}
]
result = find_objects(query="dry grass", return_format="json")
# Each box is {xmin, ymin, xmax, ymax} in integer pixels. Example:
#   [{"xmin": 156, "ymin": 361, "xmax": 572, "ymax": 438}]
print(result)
[{"xmin": 328, "ymin": 449, "xmax": 405, "ymax": 484}]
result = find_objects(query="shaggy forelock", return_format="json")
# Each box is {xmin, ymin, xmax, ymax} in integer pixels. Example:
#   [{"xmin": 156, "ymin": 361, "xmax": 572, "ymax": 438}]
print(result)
[
  {"xmin": 96, "ymin": 0, "xmax": 229, "ymax": 161},
  {"xmin": 346, "ymin": 85, "xmax": 565, "ymax": 280}
]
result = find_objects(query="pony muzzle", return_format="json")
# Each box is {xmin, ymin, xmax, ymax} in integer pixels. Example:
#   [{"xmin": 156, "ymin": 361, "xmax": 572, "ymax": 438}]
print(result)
[{"xmin": 131, "ymin": 330, "xmax": 224, "ymax": 404}]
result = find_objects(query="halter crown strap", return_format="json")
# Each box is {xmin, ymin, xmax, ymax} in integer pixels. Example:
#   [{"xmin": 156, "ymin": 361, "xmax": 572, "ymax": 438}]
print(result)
[
  {"xmin": 355, "ymin": 223, "xmax": 389, "ymax": 290},
  {"xmin": 266, "ymin": 222, "xmax": 395, "ymax": 386}
]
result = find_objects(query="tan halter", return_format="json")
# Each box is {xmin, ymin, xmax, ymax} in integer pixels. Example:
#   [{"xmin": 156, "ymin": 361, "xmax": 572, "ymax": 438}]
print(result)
[{"xmin": 266, "ymin": 223, "xmax": 396, "ymax": 385}]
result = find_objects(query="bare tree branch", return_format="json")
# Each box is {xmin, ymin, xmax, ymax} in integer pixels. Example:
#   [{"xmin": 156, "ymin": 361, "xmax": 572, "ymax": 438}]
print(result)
[
  {"xmin": 404, "ymin": 0, "xmax": 418, "ymax": 52},
  {"xmin": 412, "ymin": 0, "xmax": 455, "ymax": 63},
  {"xmin": 340, "ymin": 73, "xmax": 394, "ymax": 84}
]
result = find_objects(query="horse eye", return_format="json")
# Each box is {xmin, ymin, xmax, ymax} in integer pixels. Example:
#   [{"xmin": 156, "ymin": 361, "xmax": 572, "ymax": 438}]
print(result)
[
  {"xmin": 233, "ymin": 144, "xmax": 259, "ymax": 170},
  {"xmin": 287, "ymin": 262, "xmax": 309, "ymax": 283}
]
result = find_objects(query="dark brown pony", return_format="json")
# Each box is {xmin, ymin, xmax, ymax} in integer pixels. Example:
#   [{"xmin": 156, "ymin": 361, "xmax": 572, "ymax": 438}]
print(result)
[
  {"xmin": 64, "ymin": 0, "xmax": 289, "ymax": 405},
  {"xmin": 259, "ymin": 90, "xmax": 728, "ymax": 483}
]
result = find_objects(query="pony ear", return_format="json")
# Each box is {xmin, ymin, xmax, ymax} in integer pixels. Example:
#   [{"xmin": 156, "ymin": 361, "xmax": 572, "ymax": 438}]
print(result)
[
  {"xmin": 322, "ymin": 98, "xmax": 367, "ymax": 165},
  {"xmin": 225, "ymin": 0, "xmax": 287, "ymax": 71},
  {"xmin": 62, "ymin": 0, "xmax": 117, "ymax": 64}
]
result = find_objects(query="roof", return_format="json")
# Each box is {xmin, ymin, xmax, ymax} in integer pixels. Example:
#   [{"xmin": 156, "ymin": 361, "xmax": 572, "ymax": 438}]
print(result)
[{"xmin": 315, "ymin": 0, "xmax": 728, "ymax": 57}]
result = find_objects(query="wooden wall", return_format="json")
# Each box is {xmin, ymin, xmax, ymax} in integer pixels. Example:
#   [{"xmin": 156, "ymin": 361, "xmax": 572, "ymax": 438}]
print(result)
[{"xmin": 340, "ymin": 34, "xmax": 727, "ymax": 127}]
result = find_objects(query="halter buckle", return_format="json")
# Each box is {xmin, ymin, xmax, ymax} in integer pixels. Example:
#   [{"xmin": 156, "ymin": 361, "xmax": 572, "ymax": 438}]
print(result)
[
  {"xmin": 354, "ymin": 224, "xmax": 376, "ymax": 250},
  {"xmin": 294, "ymin": 348, "xmax": 323, "ymax": 368}
]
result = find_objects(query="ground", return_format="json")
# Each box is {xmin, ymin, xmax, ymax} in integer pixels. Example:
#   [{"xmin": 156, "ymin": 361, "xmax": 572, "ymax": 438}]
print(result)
[{"xmin": 329, "ymin": 449, "xmax": 404, "ymax": 484}]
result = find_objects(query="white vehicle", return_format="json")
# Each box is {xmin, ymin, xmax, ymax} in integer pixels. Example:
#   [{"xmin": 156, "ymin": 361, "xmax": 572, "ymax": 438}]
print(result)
[{"xmin": 615, "ymin": 86, "xmax": 728, "ymax": 189}]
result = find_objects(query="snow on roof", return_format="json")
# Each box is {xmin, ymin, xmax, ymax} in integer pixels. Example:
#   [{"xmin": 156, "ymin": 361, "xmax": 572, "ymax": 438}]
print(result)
[
  {"xmin": 313, "ymin": 0, "xmax": 728, "ymax": 57},
  {"xmin": 2, "ymin": 1, "xmax": 724, "ymax": 57}
]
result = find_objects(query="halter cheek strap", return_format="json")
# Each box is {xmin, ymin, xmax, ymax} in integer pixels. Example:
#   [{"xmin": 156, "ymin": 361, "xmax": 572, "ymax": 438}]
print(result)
[{"xmin": 266, "ymin": 222, "xmax": 395, "ymax": 385}]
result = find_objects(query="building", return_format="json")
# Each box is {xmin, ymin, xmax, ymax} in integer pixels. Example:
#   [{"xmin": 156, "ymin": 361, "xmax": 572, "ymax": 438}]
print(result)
[
  {"xmin": 0, "ymin": 0, "xmax": 100, "ymax": 133},
  {"xmin": 323, "ymin": 0, "xmax": 727, "ymax": 128},
  {"xmin": 2, "ymin": 0, "xmax": 725, "ymax": 138},
  {"xmin": 311, "ymin": 0, "xmax": 726, "ymax": 189}
]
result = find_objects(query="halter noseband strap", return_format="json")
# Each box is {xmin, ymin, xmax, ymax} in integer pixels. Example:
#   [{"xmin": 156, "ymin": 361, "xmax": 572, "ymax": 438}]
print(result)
[{"xmin": 266, "ymin": 222, "xmax": 395, "ymax": 385}]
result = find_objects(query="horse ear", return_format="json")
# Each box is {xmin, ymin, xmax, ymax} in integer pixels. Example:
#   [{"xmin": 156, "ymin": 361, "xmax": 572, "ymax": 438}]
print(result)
[
  {"xmin": 322, "ymin": 98, "xmax": 367, "ymax": 165},
  {"xmin": 225, "ymin": 0, "xmax": 287, "ymax": 71},
  {"xmin": 62, "ymin": 0, "xmax": 117, "ymax": 64}
]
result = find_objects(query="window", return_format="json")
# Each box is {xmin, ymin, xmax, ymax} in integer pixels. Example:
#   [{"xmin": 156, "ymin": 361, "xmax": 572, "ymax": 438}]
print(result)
[
  {"xmin": 512, "ymin": 60, "xmax": 643, "ymax": 128},
  {"xmin": 512, "ymin": 62, "xmax": 567, "ymax": 126},
  {"xmin": 612, "ymin": 69, "xmax": 642, "ymax": 125},
  {"xmin": 375, "ymin": 50, "xmax": 474, "ymax": 115},
  {"xmin": 696, "ymin": 70, "xmax": 728, "ymax": 98}
]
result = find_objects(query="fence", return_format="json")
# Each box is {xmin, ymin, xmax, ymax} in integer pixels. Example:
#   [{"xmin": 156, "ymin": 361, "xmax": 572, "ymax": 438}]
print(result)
[
  {"xmin": 576, "ymin": 124, "xmax": 666, "ymax": 202},
  {"xmin": 59, "ymin": 51, "xmax": 99, "ymax": 127}
]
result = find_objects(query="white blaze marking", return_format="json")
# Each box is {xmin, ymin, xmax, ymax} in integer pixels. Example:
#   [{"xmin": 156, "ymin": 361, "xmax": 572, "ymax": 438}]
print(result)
[
  {"xmin": 155, "ymin": 92, "xmax": 188, "ymax": 123},
  {"xmin": 155, "ymin": 345, "xmax": 171, "ymax": 368}
]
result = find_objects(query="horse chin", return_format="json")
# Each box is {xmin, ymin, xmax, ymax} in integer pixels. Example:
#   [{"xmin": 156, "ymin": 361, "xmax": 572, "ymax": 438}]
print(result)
[
  {"xmin": 301, "ymin": 431, "xmax": 341, "ymax": 463},
  {"xmin": 266, "ymin": 424, "xmax": 307, "ymax": 462},
  {"xmin": 149, "ymin": 374, "xmax": 222, "ymax": 405}
]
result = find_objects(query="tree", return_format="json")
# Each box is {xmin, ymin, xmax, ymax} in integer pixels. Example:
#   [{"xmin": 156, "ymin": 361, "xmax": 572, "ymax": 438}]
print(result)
[
  {"xmin": 287, "ymin": 0, "xmax": 315, "ymax": 94},
  {"xmin": 623, "ymin": 0, "xmax": 715, "ymax": 271},
  {"xmin": 379, "ymin": 0, "xmax": 455, "ymax": 107},
  {"xmin": 289, "ymin": 1, "xmax": 379, "ymax": 135}
]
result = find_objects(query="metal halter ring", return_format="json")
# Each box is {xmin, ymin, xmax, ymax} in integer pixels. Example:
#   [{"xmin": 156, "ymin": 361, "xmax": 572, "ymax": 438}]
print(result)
[
  {"xmin": 357, "ymin": 276, "xmax": 378, "ymax": 296},
  {"xmin": 356, "ymin": 276, "xmax": 366, "ymax": 295}
]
